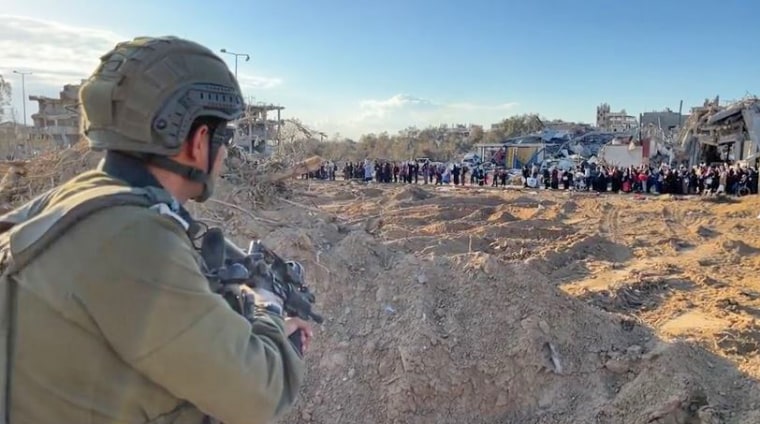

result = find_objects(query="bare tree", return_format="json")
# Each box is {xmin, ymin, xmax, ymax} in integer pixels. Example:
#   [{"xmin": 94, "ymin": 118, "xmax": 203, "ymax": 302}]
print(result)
[
  {"xmin": 276, "ymin": 119, "xmax": 321, "ymax": 162},
  {"xmin": 0, "ymin": 75, "xmax": 12, "ymax": 123}
]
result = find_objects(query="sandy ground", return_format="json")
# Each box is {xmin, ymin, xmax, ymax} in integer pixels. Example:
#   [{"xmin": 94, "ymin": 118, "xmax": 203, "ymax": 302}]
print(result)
[
  {"xmin": 308, "ymin": 181, "xmax": 760, "ymax": 376},
  {"xmin": 226, "ymin": 179, "xmax": 760, "ymax": 423}
]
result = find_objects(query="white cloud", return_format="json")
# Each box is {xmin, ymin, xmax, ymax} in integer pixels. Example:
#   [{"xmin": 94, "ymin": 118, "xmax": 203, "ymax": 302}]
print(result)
[
  {"xmin": 0, "ymin": 14, "xmax": 282, "ymax": 122},
  {"xmin": 236, "ymin": 72, "xmax": 283, "ymax": 91},
  {"xmin": 329, "ymin": 93, "xmax": 518, "ymax": 136},
  {"xmin": 447, "ymin": 101, "xmax": 520, "ymax": 111},
  {"xmin": 358, "ymin": 94, "xmax": 437, "ymax": 120},
  {"xmin": 0, "ymin": 14, "xmax": 122, "ymax": 87}
]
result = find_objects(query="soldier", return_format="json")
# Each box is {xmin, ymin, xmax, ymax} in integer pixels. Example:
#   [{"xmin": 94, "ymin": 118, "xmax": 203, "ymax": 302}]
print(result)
[{"xmin": 3, "ymin": 36, "xmax": 312, "ymax": 423}]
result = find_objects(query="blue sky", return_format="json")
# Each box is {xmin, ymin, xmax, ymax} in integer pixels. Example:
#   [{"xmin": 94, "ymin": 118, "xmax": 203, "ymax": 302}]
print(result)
[{"xmin": 1, "ymin": 0, "xmax": 758, "ymax": 138}]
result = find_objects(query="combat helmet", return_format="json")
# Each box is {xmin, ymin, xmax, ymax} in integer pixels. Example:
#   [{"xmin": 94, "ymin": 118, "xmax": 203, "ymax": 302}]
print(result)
[{"xmin": 79, "ymin": 35, "xmax": 245, "ymax": 201}]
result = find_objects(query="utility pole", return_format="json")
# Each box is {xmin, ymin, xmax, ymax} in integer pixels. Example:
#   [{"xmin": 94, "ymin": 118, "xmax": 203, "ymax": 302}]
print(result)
[
  {"xmin": 219, "ymin": 49, "xmax": 250, "ymax": 79},
  {"xmin": 12, "ymin": 70, "xmax": 32, "ymax": 127}
]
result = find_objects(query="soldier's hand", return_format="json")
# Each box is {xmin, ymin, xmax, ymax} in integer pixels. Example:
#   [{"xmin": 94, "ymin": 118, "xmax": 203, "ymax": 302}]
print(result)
[{"xmin": 284, "ymin": 317, "xmax": 314, "ymax": 353}]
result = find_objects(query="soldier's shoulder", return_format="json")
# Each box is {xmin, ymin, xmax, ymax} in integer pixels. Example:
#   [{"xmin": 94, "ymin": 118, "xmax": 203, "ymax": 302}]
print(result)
[
  {"xmin": 19, "ymin": 201, "xmax": 196, "ymax": 283},
  {"xmin": 74, "ymin": 203, "xmax": 191, "ymax": 250},
  {"xmin": 62, "ymin": 203, "xmax": 206, "ymax": 292}
]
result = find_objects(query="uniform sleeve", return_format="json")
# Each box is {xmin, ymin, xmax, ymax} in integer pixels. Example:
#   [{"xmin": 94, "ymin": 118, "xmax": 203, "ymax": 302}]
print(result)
[{"xmin": 77, "ymin": 211, "xmax": 305, "ymax": 424}]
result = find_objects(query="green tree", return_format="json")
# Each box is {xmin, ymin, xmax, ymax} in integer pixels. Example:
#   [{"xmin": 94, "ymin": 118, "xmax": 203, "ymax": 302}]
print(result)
[
  {"xmin": 297, "ymin": 113, "xmax": 559, "ymax": 162},
  {"xmin": 489, "ymin": 114, "xmax": 544, "ymax": 141}
]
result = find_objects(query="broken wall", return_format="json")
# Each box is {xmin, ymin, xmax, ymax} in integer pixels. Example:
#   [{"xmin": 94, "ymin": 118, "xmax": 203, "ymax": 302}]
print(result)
[
  {"xmin": 598, "ymin": 144, "xmax": 645, "ymax": 168},
  {"xmin": 742, "ymin": 106, "xmax": 760, "ymax": 160}
]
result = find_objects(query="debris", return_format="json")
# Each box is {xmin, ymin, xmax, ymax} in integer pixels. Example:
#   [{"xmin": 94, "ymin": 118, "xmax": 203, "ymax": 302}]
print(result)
[{"xmin": 678, "ymin": 96, "xmax": 760, "ymax": 165}]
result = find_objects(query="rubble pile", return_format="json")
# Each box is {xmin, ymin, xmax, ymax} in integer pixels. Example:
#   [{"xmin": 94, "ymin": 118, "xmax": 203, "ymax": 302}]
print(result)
[{"xmin": 678, "ymin": 96, "xmax": 760, "ymax": 165}]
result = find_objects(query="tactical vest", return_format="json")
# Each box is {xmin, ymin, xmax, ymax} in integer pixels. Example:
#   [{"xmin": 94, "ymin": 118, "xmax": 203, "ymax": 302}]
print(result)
[{"xmin": 0, "ymin": 170, "xmax": 178, "ymax": 423}]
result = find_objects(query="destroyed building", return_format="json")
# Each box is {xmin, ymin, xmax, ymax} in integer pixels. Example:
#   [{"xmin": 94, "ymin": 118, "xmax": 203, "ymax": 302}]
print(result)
[
  {"xmin": 596, "ymin": 103, "xmax": 637, "ymax": 132},
  {"xmin": 638, "ymin": 107, "xmax": 689, "ymax": 145},
  {"xmin": 231, "ymin": 102, "xmax": 284, "ymax": 155},
  {"xmin": 596, "ymin": 135, "xmax": 673, "ymax": 168},
  {"xmin": 678, "ymin": 96, "xmax": 760, "ymax": 166},
  {"xmin": 641, "ymin": 107, "xmax": 688, "ymax": 132},
  {"xmin": 29, "ymin": 81, "xmax": 84, "ymax": 147}
]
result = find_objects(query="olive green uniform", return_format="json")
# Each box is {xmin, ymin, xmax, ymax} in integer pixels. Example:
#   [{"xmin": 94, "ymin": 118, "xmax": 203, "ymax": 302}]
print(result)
[{"xmin": 8, "ymin": 170, "xmax": 304, "ymax": 423}]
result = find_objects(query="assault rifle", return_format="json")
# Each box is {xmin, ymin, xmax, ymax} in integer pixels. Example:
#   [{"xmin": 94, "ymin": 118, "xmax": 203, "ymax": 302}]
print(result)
[{"xmin": 199, "ymin": 227, "xmax": 323, "ymax": 354}]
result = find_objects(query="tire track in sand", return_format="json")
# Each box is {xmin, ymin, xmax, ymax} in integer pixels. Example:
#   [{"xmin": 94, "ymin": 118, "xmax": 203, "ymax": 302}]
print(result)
[{"xmin": 600, "ymin": 203, "xmax": 623, "ymax": 239}]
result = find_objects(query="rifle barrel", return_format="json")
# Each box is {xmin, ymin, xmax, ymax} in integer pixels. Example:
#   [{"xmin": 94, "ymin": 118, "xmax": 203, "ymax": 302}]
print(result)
[{"xmin": 223, "ymin": 238, "xmax": 248, "ymax": 262}]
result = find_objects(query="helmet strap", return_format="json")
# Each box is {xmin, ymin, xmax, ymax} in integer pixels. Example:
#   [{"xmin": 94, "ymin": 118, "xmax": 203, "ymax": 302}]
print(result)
[
  {"xmin": 143, "ymin": 135, "xmax": 224, "ymax": 202},
  {"xmin": 146, "ymin": 155, "xmax": 209, "ymax": 184}
]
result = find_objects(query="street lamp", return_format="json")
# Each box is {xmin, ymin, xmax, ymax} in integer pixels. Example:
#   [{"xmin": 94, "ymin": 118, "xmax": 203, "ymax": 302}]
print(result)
[
  {"xmin": 12, "ymin": 70, "xmax": 32, "ymax": 127},
  {"xmin": 219, "ymin": 48, "xmax": 250, "ymax": 79}
]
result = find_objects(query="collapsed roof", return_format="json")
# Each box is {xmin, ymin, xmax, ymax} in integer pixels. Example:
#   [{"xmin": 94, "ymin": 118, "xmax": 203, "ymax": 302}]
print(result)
[{"xmin": 678, "ymin": 97, "xmax": 760, "ymax": 165}]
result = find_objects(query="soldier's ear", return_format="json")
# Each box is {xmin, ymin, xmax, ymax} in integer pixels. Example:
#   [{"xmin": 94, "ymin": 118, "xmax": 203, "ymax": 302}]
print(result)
[{"xmin": 186, "ymin": 124, "xmax": 210, "ymax": 163}]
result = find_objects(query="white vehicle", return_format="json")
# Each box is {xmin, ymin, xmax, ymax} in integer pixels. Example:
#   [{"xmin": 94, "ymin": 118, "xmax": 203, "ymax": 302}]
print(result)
[{"xmin": 462, "ymin": 153, "xmax": 482, "ymax": 167}]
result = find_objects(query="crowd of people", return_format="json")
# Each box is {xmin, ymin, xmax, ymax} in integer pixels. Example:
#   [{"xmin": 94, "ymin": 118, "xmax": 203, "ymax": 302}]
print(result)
[
  {"xmin": 526, "ymin": 162, "xmax": 759, "ymax": 196},
  {"xmin": 302, "ymin": 158, "xmax": 760, "ymax": 197},
  {"xmin": 335, "ymin": 159, "xmax": 501, "ymax": 186}
]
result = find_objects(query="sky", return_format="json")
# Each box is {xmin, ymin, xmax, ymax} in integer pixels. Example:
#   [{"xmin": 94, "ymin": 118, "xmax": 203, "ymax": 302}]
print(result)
[{"xmin": 0, "ymin": 0, "xmax": 758, "ymax": 139}]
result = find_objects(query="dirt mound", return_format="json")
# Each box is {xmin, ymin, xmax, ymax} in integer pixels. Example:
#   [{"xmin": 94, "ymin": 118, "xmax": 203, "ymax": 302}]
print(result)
[
  {"xmin": 434, "ymin": 206, "xmax": 480, "ymax": 221},
  {"xmin": 487, "ymin": 207, "xmax": 518, "ymax": 222},
  {"xmin": 271, "ymin": 222, "xmax": 760, "ymax": 424},
  {"xmin": 561, "ymin": 200, "xmax": 578, "ymax": 214},
  {"xmin": 720, "ymin": 239, "xmax": 760, "ymax": 256},
  {"xmin": 329, "ymin": 191, "xmax": 358, "ymax": 201},
  {"xmin": 527, "ymin": 235, "xmax": 633, "ymax": 282},
  {"xmin": 510, "ymin": 195, "xmax": 556, "ymax": 208},
  {"xmin": 361, "ymin": 187, "xmax": 385, "ymax": 198},
  {"xmin": 432, "ymin": 195, "xmax": 506, "ymax": 208},
  {"xmin": 235, "ymin": 181, "xmax": 760, "ymax": 423},
  {"xmin": 463, "ymin": 206, "xmax": 496, "ymax": 221},
  {"xmin": 295, "ymin": 181, "xmax": 760, "ymax": 419},
  {"xmin": 391, "ymin": 185, "xmax": 433, "ymax": 202},
  {"xmin": 220, "ymin": 197, "xmax": 755, "ymax": 424},
  {"xmin": 693, "ymin": 225, "xmax": 719, "ymax": 238},
  {"xmin": 417, "ymin": 221, "xmax": 477, "ymax": 235}
]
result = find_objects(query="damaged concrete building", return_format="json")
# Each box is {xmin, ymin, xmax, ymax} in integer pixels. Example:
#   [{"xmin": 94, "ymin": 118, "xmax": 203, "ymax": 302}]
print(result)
[
  {"xmin": 641, "ymin": 107, "xmax": 688, "ymax": 132},
  {"xmin": 231, "ymin": 102, "xmax": 284, "ymax": 155},
  {"xmin": 678, "ymin": 96, "xmax": 760, "ymax": 166},
  {"xmin": 29, "ymin": 81, "xmax": 84, "ymax": 147},
  {"xmin": 596, "ymin": 103, "xmax": 637, "ymax": 132}
]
